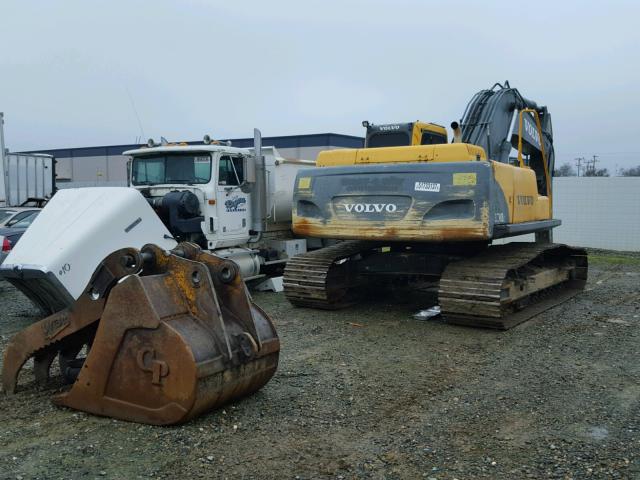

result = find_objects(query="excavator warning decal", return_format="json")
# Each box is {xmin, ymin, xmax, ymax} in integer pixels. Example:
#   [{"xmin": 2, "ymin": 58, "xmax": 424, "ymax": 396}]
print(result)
[
  {"xmin": 453, "ymin": 173, "xmax": 477, "ymax": 186},
  {"xmin": 298, "ymin": 177, "xmax": 311, "ymax": 189},
  {"xmin": 415, "ymin": 181, "xmax": 440, "ymax": 192},
  {"xmin": 517, "ymin": 195, "xmax": 534, "ymax": 206}
]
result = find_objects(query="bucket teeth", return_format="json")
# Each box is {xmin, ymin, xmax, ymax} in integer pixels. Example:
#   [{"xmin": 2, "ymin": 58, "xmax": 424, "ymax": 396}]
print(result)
[
  {"xmin": 2, "ymin": 247, "xmax": 142, "ymax": 393},
  {"xmin": 2, "ymin": 243, "xmax": 279, "ymax": 425}
]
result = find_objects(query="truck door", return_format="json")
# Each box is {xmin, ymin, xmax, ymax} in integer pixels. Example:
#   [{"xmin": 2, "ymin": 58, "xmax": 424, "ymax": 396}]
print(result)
[{"xmin": 216, "ymin": 154, "xmax": 250, "ymax": 239}]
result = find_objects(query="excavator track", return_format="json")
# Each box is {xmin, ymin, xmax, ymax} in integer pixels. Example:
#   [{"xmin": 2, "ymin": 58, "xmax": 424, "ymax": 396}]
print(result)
[
  {"xmin": 438, "ymin": 243, "xmax": 588, "ymax": 330},
  {"xmin": 283, "ymin": 241, "xmax": 370, "ymax": 309}
]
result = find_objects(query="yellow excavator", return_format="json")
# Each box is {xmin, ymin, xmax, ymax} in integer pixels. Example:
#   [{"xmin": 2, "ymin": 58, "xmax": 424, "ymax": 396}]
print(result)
[{"xmin": 283, "ymin": 81, "xmax": 587, "ymax": 329}]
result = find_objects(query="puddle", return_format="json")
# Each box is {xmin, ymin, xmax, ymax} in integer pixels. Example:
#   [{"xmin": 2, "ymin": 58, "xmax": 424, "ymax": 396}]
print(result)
[{"xmin": 587, "ymin": 426, "xmax": 609, "ymax": 440}]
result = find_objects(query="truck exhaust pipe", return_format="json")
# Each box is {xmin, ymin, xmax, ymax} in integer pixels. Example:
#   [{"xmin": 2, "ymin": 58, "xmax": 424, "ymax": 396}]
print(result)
[{"xmin": 251, "ymin": 128, "xmax": 268, "ymax": 233}]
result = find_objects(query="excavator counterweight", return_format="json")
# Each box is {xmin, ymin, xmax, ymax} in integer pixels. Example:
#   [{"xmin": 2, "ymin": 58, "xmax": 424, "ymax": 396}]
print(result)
[{"xmin": 2, "ymin": 243, "xmax": 279, "ymax": 425}]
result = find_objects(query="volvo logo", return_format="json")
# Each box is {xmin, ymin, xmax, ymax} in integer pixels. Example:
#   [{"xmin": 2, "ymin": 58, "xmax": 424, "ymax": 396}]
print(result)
[
  {"xmin": 343, "ymin": 203, "xmax": 398, "ymax": 213},
  {"xmin": 523, "ymin": 118, "xmax": 541, "ymax": 148}
]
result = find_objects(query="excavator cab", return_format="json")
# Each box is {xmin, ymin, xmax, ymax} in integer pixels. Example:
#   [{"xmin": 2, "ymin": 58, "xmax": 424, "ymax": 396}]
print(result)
[{"xmin": 363, "ymin": 121, "xmax": 447, "ymax": 148}]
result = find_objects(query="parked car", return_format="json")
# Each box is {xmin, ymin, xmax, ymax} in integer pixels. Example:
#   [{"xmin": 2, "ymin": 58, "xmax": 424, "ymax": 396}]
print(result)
[
  {"xmin": 0, "ymin": 211, "xmax": 40, "ymax": 265},
  {"xmin": 0, "ymin": 207, "xmax": 41, "ymax": 228}
]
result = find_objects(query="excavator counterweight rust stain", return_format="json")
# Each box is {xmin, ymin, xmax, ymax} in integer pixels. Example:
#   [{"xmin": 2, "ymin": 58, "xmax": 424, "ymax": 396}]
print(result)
[{"xmin": 2, "ymin": 243, "xmax": 279, "ymax": 425}]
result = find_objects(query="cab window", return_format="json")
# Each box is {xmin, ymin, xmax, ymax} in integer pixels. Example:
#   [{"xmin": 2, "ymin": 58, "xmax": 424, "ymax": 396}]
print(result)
[
  {"xmin": 367, "ymin": 132, "xmax": 411, "ymax": 148},
  {"xmin": 218, "ymin": 156, "xmax": 244, "ymax": 186},
  {"xmin": 131, "ymin": 153, "xmax": 211, "ymax": 185},
  {"xmin": 421, "ymin": 132, "xmax": 447, "ymax": 145}
]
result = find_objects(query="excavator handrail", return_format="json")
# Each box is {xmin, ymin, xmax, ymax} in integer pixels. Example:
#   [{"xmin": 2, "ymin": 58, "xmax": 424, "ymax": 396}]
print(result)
[{"xmin": 517, "ymin": 108, "xmax": 552, "ymax": 217}]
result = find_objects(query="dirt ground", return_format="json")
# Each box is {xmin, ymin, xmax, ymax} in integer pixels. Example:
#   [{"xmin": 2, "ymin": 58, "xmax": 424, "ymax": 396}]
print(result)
[{"xmin": 0, "ymin": 250, "xmax": 639, "ymax": 480}]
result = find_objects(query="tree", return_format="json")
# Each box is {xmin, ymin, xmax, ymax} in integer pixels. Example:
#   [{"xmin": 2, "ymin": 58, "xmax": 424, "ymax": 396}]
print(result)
[
  {"xmin": 619, "ymin": 165, "xmax": 640, "ymax": 176},
  {"xmin": 554, "ymin": 163, "xmax": 576, "ymax": 177},
  {"xmin": 584, "ymin": 167, "xmax": 609, "ymax": 177}
]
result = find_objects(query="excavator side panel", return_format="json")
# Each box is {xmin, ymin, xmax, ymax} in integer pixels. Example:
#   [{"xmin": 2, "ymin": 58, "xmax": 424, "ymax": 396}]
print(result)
[{"xmin": 491, "ymin": 161, "xmax": 551, "ymax": 223}]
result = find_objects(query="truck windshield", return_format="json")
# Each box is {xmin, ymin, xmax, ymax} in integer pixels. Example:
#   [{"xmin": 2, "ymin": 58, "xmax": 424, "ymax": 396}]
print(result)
[{"xmin": 131, "ymin": 153, "xmax": 212, "ymax": 185}]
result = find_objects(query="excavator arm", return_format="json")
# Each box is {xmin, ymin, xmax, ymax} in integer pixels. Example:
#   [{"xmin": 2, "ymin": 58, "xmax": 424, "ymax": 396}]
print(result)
[{"xmin": 457, "ymin": 81, "xmax": 555, "ymax": 197}]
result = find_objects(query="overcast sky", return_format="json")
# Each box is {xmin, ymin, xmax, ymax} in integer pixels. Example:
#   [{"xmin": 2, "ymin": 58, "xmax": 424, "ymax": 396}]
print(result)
[{"xmin": 1, "ymin": 0, "xmax": 639, "ymax": 171}]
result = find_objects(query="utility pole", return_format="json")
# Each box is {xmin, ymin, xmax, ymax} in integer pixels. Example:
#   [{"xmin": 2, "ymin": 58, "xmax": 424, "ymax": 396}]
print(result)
[
  {"xmin": 585, "ymin": 155, "xmax": 599, "ymax": 176},
  {"xmin": 574, "ymin": 157, "xmax": 585, "ymax": 177}
]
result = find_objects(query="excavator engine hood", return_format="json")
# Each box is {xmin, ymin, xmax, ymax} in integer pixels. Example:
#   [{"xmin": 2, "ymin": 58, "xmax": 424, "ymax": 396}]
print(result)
[{"xmin": 2, "ymin": 243, "xmax": 279, "ymax": 425}]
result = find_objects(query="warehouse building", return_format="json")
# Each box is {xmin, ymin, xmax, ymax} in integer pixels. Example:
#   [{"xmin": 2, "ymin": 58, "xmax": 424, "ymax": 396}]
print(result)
[{"xmin": 23, "ymin": 133, "xmax": 363, "ymax": 188}]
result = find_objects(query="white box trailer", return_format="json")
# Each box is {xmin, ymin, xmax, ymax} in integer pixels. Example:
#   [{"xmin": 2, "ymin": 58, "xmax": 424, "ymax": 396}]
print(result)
[{"xmin": 0, "ymin": 112, "xmax": 56, "ymax": 207}]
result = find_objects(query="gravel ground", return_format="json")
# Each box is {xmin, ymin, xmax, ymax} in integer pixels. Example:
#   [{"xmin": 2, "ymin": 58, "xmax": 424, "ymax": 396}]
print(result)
[{"xmin": 0, "ymin": 250, "xmax": 639, "ymax": 479}]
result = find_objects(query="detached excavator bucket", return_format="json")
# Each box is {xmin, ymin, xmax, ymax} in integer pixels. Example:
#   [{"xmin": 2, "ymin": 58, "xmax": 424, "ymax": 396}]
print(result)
[{"xmin": 2, "ymin": 243, "xmax": 279, "ymax": 425}]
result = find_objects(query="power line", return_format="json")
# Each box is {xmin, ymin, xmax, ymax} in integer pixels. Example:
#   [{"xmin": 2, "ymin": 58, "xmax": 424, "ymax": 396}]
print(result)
[
  {"xmin": 584, "ymin": 155, "xmax": 599, "ymax": 176},
  {"xmin": 562, "ymin": 151, "xmax": 640, "ymax": 156}
]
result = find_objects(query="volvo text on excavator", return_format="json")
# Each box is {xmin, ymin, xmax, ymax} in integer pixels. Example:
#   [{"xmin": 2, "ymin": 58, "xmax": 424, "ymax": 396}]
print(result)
[{"xmin": 283, "ymin": 82, "xmax": 587, "ymax": 329}]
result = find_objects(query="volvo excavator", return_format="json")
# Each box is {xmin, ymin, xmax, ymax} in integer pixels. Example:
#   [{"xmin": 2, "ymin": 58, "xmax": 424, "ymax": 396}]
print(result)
[{"xmin": 283, "ymin": 82, "xmax": 587, "ymax": 329}]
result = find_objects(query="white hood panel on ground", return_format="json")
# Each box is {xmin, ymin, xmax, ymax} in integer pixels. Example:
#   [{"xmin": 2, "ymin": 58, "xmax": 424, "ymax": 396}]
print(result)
[{"xmin": 1, "ymin": 187, "xmax": 176, "ymax": 300}]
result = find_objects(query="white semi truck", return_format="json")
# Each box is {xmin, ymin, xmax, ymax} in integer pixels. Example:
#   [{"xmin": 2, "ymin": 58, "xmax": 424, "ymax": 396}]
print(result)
[
  {"xmin": 125, "ymin": 130, "xmax": 314, "ymax": 279},
  {"xmin": 0, "ymin": 129, "xmax": 316, "ymax": 314},
  {"xmin": 0, "ymin": 112, "xmax": 56, "ymax": 207}
]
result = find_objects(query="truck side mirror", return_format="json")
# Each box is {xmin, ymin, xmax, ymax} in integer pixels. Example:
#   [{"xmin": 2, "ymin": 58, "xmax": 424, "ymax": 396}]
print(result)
[
  {"xmin": 126, "ymin": 159, "xmax": 132, "ymax": 185},
  {"xmin": 240, "ymin": 156, "xmax": 256, "ymax": 193},
  {"xmin": 245, "ymin": 156, "xmax": 256, "ymax": 183}
]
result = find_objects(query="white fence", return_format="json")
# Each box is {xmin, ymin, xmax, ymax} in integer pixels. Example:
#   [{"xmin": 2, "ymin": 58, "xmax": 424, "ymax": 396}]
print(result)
[{"xmin": 499, "ymin": 177, "xmax": 640, "ymax": 251}]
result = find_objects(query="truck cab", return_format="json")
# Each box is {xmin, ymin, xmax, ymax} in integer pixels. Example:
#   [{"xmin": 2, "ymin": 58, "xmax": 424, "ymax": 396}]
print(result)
[
  {"xmin": 127, "ymin": 144, "xmax": 254, "ymax": 250},
  {"xmin": 125, "ymin": 139, "xmax": 314, "ymax": 281}
]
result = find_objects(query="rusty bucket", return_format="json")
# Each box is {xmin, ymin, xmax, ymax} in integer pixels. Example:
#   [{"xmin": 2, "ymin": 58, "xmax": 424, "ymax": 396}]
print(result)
[{"xmin": 3, "ymin": 244, "xmax": 279, "ymax": 425}]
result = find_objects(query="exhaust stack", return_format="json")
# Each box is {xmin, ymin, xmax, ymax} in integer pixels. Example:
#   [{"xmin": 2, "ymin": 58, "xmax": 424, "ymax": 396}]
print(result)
[{"xmin": 451, "ymin": 121, "xmax": 462, "ymax": 143}]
